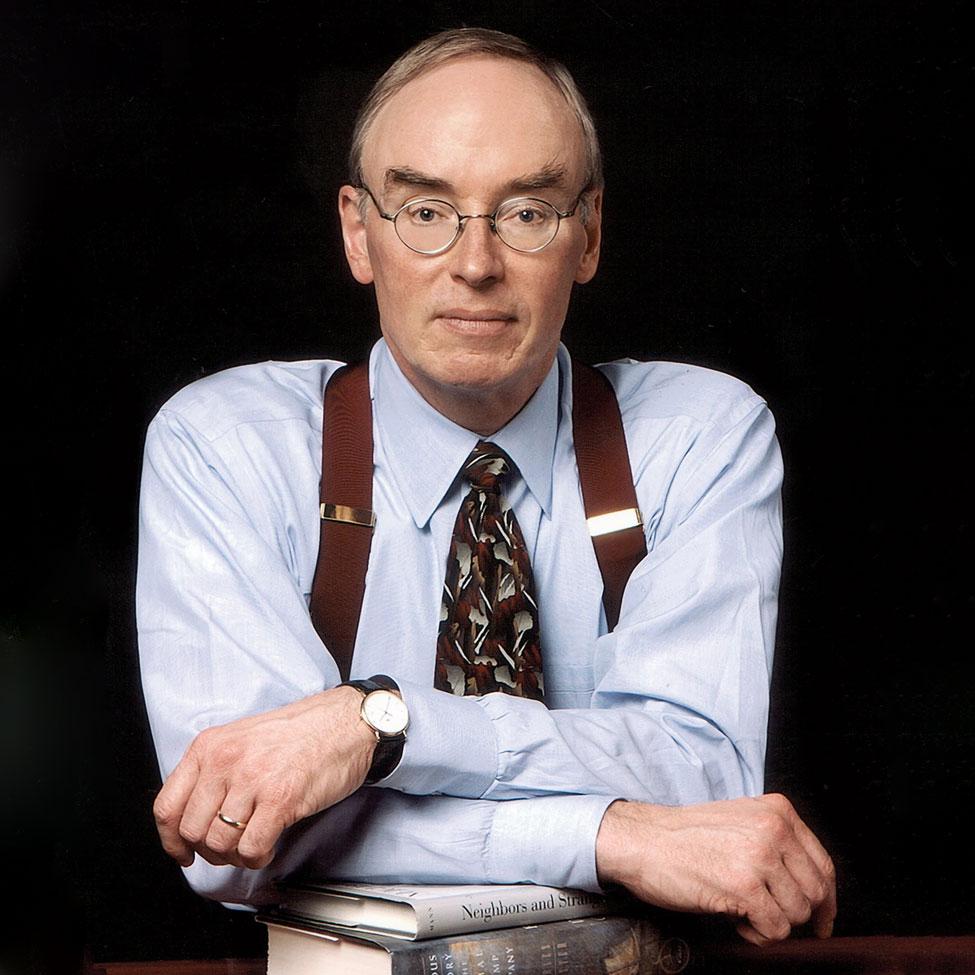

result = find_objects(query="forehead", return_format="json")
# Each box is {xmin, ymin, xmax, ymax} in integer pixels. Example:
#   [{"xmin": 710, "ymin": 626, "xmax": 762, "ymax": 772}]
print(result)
[{"xmin": 362, "ymin": 56, "xmax": 587, "ymax": 193}]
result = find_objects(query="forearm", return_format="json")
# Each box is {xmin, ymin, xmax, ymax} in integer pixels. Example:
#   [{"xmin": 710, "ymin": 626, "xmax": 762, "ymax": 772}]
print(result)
[
  {"xmin": 182, "ymin": 790, "xmax": 616, "ymax": 906},
  {"xmin": 383, "ymin": 677, "xmax": 762, "ymax": 804}
]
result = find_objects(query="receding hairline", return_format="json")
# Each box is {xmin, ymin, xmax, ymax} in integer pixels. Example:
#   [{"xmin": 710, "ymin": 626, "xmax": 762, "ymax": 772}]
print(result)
[
  {"xmin": 361, "ymin": 58, "xmax": 589, "ymax": 187},
  {"xmin": 347, "ymin": 28, "xmax": 603, "ymax": 196}
]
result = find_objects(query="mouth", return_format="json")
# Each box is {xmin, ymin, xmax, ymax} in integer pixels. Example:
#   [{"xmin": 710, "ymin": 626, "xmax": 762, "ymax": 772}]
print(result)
[{"xmin": 436, "ymin": 309, "xmax": 517, "ymax": 336}]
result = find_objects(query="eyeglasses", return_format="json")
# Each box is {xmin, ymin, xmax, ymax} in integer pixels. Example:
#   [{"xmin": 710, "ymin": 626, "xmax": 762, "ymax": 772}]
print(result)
[{"xmin": 357, "ymin": 184, "xmax": 587, "ymax": 255}]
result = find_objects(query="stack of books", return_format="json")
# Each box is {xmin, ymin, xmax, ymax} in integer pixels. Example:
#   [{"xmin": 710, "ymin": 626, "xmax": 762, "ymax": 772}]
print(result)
[{"xmin": 258, "ymin": 880, "xmax": 690, "ymax": 974}]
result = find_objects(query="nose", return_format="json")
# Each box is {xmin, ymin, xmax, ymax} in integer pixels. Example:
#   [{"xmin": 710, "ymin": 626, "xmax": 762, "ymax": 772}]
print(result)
[{"xmin": 448, "ymin": 214, "xmax": 505, "ymax": 288}]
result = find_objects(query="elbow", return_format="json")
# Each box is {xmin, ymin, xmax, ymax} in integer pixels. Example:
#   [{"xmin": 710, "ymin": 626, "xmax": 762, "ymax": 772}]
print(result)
[
  {"xmin": 703, "ymin": 737, "xmax": 764, "ymax": 799},
  {"xmin": 657, "ymin": 712, "xmax": 763, "ymax": 803}
]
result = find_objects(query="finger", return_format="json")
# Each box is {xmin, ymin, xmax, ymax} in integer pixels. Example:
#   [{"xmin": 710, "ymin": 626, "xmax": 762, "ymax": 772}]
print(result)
[
  {"xmin": 812, "ymin": 875, "xmax": 837, "ymax": 938},
  {"xmin": 742, "ymin": 884, "xmax": 793, "ymax": 944},
  {"xmin": 153, "ymin": 755, "xmax": 202, "ymax": 867},
  {"xmin": 204, "ymin": 795, "xmax": 256, "ymax": 857},
  {"xmin": 781, "ymin": 835, "xmax": 834, "ymax": 928},
  {"xmin": 735, "ymin": 920, "xmax": 773, "ymax": 946},
  {"xmin": 788, "ymin": 812, "xmax": 837, "ymax": 937},
  {"xmin": 178, "ymin": 773, "xmax": 230, "ymax": 850},
  {"xmin": 764, "ymin": 854, "xmax": 813, "ymax": 927},
  {"xmin": 235, "ymin": 801, "xmax": 289, "ymax": 870}
]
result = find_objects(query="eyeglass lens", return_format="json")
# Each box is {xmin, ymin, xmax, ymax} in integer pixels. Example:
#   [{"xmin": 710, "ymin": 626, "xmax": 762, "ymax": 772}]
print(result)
[{"xmin": 394, "ymin": 199, "xmax": 562, "ymax": 253}]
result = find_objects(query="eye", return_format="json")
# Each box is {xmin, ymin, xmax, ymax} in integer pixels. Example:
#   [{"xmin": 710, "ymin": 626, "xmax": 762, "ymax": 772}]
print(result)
[
  {"xmin": 402, "ymin": 200, "xmax": 453, "ymax": 225},
  {"xmin": 497, "ymin": 200, "xmax": 555, "ymax": 228}
]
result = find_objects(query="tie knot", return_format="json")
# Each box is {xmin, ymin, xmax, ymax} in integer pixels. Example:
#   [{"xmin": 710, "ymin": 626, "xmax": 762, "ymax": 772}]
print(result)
[{"xmin": 463, "ymin": 441, "xmax": 510, "ymax": 493}]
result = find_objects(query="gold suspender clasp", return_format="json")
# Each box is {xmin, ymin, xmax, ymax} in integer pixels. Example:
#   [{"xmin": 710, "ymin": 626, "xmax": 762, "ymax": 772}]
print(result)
[
  {"xmin": 320, "ymin": 503, "xmax": 377, "ymax": 529},
  {"xmin": 586, "ymin": 507, "xmax": 643, "ymax": 538}
]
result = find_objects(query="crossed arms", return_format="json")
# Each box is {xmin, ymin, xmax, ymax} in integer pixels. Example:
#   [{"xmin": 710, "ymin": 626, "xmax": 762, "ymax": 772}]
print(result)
[{"xmin": 138, "ymin": 359, "xmax": 835, "ymax": 944}]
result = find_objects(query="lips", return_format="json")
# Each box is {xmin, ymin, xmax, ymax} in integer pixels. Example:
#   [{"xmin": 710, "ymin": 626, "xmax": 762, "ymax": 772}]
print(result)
[
  {"xmin": 434, "ymin": 308, "xmax": 518, "ymax": 339},
  {"xmin": 436, "ymin": 308, "xmax": 516, "ymax": 322}
]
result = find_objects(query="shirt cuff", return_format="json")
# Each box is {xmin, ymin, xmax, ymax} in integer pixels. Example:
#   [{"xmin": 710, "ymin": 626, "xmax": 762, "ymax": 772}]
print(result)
[
  {"xmin": 376, "ymin": 678, "xmax": 499, "ymax": 798},
  {"xmin": 487, "ymin": 794, "xmax": 617, "ymax": 891}
]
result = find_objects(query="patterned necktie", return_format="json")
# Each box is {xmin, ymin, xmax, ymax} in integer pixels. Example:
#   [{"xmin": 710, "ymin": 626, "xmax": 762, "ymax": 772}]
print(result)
[{"xmin": 435, "ymin": 442, "xmax": 545, "ymax": 702}]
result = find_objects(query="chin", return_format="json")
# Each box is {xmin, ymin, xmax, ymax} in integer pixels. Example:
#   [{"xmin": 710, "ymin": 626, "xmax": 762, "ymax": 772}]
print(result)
[{"xmin": 433, "ymin": 356, "xmax": 522, "ymax": 395}]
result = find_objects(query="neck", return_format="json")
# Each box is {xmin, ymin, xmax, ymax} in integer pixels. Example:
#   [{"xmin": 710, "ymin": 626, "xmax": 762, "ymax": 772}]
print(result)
[
  {"xmin": 413, "ymin": 381, "xmax": 532, "ymax": 437},
  {"xmin": 383, "ymin": 344, "xmax": 555, "ymax": 437}
]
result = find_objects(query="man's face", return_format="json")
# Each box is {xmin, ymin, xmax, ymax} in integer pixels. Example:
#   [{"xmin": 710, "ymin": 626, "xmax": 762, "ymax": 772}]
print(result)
[{"xmin": 339, "ymin": 56, "xmax": 601, "ymax": 428}]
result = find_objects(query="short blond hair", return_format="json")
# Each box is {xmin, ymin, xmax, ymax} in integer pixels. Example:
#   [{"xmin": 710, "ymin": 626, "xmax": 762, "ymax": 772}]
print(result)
[{"xmin": 348, "ymin": 28, "xmax": 603, "ymax": 217}]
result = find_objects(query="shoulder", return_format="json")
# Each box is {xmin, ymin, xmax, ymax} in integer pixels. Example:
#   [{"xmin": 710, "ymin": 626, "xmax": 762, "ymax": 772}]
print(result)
[
  {"xmin": 593, "ymin": 358, "xmax": 770, "ymax": 435},
  {"xmin": 587, "ymin": 359, "xmax": 781, "ymax": 496},
  {"xmin": 583, "ymin": 359, "xmax": 782, "ymax": 550},
  {"xmin": 151, "ymin": 358, "xmax": 344, "ymax": 445}
]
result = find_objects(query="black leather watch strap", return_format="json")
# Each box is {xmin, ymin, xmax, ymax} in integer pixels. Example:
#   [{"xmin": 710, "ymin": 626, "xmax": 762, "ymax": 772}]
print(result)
[
  {"xmin": 341, "ymin": 675, "xmax": 406, "ymax": 784},
  {"xmin": 344, "ymin": 674, "xmax": 399, "ymax": 694}
]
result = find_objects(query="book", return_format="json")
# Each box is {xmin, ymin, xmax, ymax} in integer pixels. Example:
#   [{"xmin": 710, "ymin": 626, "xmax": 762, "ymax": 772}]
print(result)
[
  {"xmin": 259, "ymin": 912, "xmax": 691, "ymax": 975},
  {"xmin": 274, "ymin": 881, "xmax": 614, "ymax": 941}
]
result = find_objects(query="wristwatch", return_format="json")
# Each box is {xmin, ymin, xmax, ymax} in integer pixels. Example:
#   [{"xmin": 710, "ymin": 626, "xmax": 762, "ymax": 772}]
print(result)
[{"xmin": 341, "ymin": 675, "xmax": 409, "ymax": 784}]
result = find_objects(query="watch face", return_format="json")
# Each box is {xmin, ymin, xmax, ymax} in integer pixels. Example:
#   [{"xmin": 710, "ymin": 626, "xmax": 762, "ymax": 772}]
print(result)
[{"xmin": 362, "ymin": 690, "xmax": 409, "ymax": 735}]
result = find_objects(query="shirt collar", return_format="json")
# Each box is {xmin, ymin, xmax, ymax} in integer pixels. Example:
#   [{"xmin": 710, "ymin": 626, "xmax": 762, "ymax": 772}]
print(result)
[{"xmin": 371, "ymin": 339, "xmax": 560, "ymax": 528}]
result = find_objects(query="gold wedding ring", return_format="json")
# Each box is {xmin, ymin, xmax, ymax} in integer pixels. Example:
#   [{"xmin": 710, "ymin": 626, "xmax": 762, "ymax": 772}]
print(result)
[{"xmin": 217, "ymin": 811, "xmax": 248, "ymax": 830}]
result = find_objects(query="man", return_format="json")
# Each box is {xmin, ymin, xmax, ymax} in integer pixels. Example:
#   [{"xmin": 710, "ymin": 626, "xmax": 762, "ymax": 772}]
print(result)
[{"xmin": 138, "ymin": 28, "xmax": 835, "ymax": 946}]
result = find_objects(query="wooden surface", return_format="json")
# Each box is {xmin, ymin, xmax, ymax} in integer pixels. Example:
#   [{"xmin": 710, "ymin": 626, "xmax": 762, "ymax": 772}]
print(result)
[
  {"xmin": 693, "ymin": 935, "xmax": 975, "ymax": 973},
  {"xmin": 91, "ymin": 962, "xmax": 265, "ymax": 975},
  {"xmin": 90, "ymin": 937, "xmax": 975, "ymax": 974}
]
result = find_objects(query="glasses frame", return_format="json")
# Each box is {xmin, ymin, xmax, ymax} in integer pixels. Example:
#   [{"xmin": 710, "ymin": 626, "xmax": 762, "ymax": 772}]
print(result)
[{"xmin": 356, "ymin": 184, "xmax": 588, "ymax": 255}]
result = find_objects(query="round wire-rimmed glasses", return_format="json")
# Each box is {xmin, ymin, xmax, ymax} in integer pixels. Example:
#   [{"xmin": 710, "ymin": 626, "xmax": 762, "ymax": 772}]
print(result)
[{"xmin": 357, "ymin": 185, "xmax": 586, "ymax": 255}]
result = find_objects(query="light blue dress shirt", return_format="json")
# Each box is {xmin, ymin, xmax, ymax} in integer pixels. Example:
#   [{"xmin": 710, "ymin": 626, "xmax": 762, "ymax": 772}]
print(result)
[{"xmin": 137, "ymin": 340, "xmax": 782, "ymax": 906}]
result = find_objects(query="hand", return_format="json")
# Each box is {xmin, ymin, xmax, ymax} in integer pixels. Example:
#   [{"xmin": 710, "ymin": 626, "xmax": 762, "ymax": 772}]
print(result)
[
  {"xmin": 152, "ymin": 686, "xmax": 377, "ymax": 870},
  {"xmin": 595, "ymin": 794, "xmax": 836, "ymax": 945}
]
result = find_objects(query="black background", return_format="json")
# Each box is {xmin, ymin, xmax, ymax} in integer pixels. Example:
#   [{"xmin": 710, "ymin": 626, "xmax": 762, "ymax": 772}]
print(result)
[{"xmin": 2, "ymin": 0, "xmax": 970, "ymax": 969}]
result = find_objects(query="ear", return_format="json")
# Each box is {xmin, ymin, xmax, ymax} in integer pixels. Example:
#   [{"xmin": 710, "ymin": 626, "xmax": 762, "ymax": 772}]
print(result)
[
  {"xmin": 574, "ymin": 188, "xmax": 602, "ymax": 285},
  {"xmin": 338, "ymin": 185, "xmax": 374, "ymax": 284}
]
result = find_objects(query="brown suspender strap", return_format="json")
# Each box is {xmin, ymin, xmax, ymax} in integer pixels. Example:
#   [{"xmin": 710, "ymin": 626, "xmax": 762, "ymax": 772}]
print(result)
[
  {"xmin": 310, "ymin": 361, "xmax": 373, "ymax": 682},
  {"xmin": 570, "ymin": 360, "xmax": 648, "ymax": 631},
  {"xmin": 309, "ymin": 357, "xmax": 648, "ymax": 678}
]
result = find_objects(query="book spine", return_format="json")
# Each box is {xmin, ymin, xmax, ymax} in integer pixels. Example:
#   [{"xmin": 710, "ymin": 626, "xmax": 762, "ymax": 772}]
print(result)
[
  {"xmin": 421, "ymin": 888, "xmax": 610, "ymax": 939},
  {"xmin": 393, "ymin": 916, "xmax": 690, "ymax": 975}
]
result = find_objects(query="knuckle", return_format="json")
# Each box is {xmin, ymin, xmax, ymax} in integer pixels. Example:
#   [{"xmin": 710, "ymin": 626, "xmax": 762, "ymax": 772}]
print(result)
[
  {"xmin": 823, "ymin": 855, "xmax": 837, "ymax": 883},
  {"xmin": 731, "ymin": 868, "xmax": 765, "ymax": 901},
  {"xmin": 153, "ymin": 796, "xmax": 176, "ymax": 826},
  {"xmin": 209, "ymin": 737, "xmax": 243, "ymax": 770},
  {"xmin": 763, "ymin": 792, "xmax": 793, "ymax": 813},
  {"xmin": 237, "ymin": 838, "xmax": 270, "ymax": 869},
  {"xmin": 178, "ymin": 822, "xmax": 205, "ymax": 845},
  {"xmin": 191, "ymin": 727, "xmax": 217, "ymax": 754},
  {"xmin": 794, "ymin": 897, "xmax": 813, "ymax": 924},
  {"xmin": 769, "ymin": 818, "xmax": 790, "ymax": 845},
  {"xmin": 757, "ymin": 810, "xmax": 789, "ymax": 840},
  {"xmin": 206, "ymin": 830, "xmax": 235, "ymax": 855},
  {"xmin": 743, "ymin": 876, "xmax": 766, "ymax": 901},
  {"xmin": 813, "ymin": 878, "xmax": 831, "ymax": 904}
]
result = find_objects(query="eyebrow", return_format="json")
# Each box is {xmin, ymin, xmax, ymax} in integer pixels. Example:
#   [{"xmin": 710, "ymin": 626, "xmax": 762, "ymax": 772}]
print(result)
[
  {"xmin": 383, "ymin": 167, "xmax": 449, "ymax": 194},
  {"xmin": 382, "ymin": 163, "xmax": 571, "ymax": 199}
]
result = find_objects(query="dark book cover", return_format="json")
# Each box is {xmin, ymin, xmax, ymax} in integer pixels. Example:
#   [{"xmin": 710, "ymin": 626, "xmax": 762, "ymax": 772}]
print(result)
[{"xmin": 261, "ymin": 912, "xmax": 691, "ymax": 974}]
